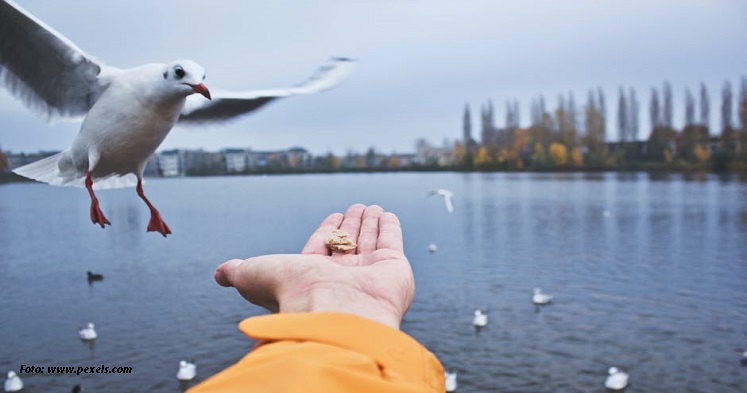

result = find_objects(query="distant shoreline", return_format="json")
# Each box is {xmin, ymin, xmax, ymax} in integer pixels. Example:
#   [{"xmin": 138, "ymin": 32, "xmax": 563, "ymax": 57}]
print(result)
[{"xmin": 3, "ymin": 167, "xmax": 745, "ymax": 185}]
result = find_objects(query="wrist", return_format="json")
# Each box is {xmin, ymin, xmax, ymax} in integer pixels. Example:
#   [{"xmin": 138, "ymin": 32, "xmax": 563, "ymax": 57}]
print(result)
[{"xmin": 279, "ymin": 283, "xmax": 403, "ymax": 329}]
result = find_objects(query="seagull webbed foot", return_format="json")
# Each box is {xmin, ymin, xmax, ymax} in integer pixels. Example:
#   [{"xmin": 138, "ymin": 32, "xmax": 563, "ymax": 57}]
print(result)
[
  {"xmin": 89, "ymin": 198, "xmax": 111, "ymax": 228},
  {"xmin": 147, "ymin": 211, "xmax": 171, "ymax": 237}
]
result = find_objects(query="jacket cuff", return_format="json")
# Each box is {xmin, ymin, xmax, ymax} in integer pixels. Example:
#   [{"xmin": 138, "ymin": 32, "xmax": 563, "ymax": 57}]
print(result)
[{"xmin": 240, "ymin": 312, "xmax": 444, "ymax": 392}]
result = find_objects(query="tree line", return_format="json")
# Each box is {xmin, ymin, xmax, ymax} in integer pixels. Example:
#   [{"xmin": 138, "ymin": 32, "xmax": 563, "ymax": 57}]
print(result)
[{"xmin": 457, "ymin": 77, "xmax": 747, "ymax": 172}]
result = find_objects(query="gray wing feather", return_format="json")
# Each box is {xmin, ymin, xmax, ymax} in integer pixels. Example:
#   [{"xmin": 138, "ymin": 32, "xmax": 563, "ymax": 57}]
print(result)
[
  {"xmin": 178, "ymin": 57, "xmax": 354, "ymax": 124},
  {"xmin": 0, "ymin": 0, "xmax": 112, "ymax": 120}
]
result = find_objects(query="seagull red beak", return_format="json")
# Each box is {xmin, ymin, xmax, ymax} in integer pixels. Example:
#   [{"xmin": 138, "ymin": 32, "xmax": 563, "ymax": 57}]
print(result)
[{"xmin": 189, "ymin": 83, "xmax": 211, "ymax": 100}]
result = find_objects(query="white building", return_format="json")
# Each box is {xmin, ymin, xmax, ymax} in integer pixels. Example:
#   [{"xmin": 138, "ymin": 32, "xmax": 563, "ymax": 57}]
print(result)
[
  {"xmin": 224, "ymin": 149, "xmax": 248, "ymax": 172},
  {"xmin": 157, "ymin": 152, "xmax": 181, "ymax": 177}
]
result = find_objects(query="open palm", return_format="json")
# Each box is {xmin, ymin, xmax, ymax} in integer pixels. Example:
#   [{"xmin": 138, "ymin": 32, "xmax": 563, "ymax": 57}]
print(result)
[{"xmin": 214, "ymin": 204, "xmax": 415, "ymax": 329}]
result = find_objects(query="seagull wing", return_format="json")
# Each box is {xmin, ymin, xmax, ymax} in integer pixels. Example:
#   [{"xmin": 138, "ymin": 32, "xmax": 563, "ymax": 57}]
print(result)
[
  {"xmin": 178, "ymin": 57, "xmax": 354, "ymax": 124},
  {"xmin": 443, "ymin": 193, "xmax": 454, "ymax": 213},
  {"xmin": 0, "ymin": 0, "xmax": 116, "ymax": 120}
]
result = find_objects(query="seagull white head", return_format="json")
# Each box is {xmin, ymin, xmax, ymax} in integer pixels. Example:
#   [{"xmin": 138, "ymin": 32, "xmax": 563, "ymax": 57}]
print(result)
[
  {"xmin": 163, "ymin": 60, "xmax": 211, "ymax": 100},
  {"xmin": 608, "ymin": 366, "xmax": 619, "ymax": 375}
]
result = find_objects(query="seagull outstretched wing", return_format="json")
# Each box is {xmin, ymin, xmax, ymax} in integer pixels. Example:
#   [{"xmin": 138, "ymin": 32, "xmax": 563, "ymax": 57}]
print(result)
[
  {"xmin": 0, "ymin": 0, "xmax": 117, "ymax": 120},
  {"xmin": 178, "ymin": 57, "xmax": 355, "ymax": 124},
  {"xmin": 428, "ymin": 189, "xmax": 454, "ymax": 213}
]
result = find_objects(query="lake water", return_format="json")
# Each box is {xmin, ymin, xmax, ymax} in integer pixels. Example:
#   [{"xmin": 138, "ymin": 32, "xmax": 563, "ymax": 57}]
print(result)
[{"xmin": 1, "ymin": 172, "xmax": 746, "ymax": 392}]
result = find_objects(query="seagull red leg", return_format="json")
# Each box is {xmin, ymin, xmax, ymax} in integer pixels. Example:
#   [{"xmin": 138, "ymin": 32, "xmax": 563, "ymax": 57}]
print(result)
[
  {"xmin": 85, "ymin": 171, "xmax": 110, "ymax": 228},
  {"xmin": 136, "ymin": 178, "xmax": 171, "ymax": 237}
]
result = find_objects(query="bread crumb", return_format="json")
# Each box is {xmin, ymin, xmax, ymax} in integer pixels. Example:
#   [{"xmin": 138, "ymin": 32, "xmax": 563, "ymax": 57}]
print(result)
[{"xmin": 326, "ymin": 229, "xmax": 357, "ymax": 253}]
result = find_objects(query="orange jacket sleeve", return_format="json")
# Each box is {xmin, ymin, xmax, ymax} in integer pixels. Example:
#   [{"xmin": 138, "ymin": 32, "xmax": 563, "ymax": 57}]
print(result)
[{"xmin": 188, "ymin": 312, "xmax": 444, "ymax": 393}]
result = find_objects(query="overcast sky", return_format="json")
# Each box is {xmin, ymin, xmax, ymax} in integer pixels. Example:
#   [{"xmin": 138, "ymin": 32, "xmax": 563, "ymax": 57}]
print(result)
[{"xmin": 1, "ymin": 0, "xmax": 745, "ymax": 155}]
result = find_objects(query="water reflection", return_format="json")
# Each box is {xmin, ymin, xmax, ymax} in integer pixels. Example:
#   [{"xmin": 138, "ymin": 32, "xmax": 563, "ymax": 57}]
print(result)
[{"xmin": 80, "ymin": 338, "xmax": 96, "ymax": 358}]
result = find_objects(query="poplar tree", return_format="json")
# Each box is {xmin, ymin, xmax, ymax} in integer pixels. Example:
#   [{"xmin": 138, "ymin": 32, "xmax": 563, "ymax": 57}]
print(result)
[
  {"xmin": 629, "ymin": 88, "xmax": 639, "ymax": 142},
  {"xmin": 650, "ymin": 87, "xmax": 661, "ymax": 130},
  {"xmin": 618, "ymin": 87, "xmax": 628, "ymax": 141},
  {"xmin": 700, "ymin": 83, "xmax": 710, "ymax": 130},
  {"xmin": 721, "ymin": 80, "xmax": 734, "ymax": 151},
  {"xmin": 663, "ymin": 81, "xmax": 673, "ymax": 129},
  {"xmin": 685, "ymin": 88, "xmax": 696, "ymax": 126},
  {"xmin": 722, "ymin": 80, "xmax": 733, "ymax": 132}
]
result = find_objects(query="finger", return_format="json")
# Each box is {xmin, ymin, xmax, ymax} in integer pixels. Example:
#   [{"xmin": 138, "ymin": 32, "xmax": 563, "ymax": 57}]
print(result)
[
  {"xmin": 377, "ymin": 212, "xmax": 404, "ymax": 253},
  {"xmin": 214, "ymin": 256, "xmax": 282, "ymax": 312},
  {"xmin": 356, "ymin": 205, "xmax": 384, "ymax": 254},
  {"xmin": 331, "ymin": 204, "xmax": 366, "ymax": 256},
  {"xmin": 301, "ymin": 212, "xmax": 344, "ymax": 255}
]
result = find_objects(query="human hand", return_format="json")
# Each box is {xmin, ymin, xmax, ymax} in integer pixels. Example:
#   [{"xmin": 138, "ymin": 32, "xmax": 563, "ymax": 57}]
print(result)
[{"xmin": 214, "ymin": 204, "xmax": 415, "ymax": 329}]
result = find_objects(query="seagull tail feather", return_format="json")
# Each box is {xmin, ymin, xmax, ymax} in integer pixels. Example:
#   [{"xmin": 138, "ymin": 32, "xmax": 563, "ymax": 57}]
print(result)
[
  {"xmin": 12, "ymin": 151, "xmax": 78, "ymax": 186},
  {"xmin": 13, "ymin": 153, "xmax": 138, "ymax": 189}
]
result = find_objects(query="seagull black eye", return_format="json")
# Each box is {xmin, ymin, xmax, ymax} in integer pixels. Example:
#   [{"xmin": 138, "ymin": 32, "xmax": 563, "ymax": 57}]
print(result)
[{"xmin": 174, "ymin": 66, "xmax": 185, "ymax": 79}]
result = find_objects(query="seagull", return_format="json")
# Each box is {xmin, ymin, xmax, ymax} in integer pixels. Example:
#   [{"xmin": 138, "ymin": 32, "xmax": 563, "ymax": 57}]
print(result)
[
  {"xmin": 78, "ymin": 322, "xmax": 97, "ymax": 340},
  {"xmin": 472, "ymin": 309, "xmax": 488, "ymax": 328},
  {"xmin": 737, "ymin": 348, "xmax": 747, "ymax": 365},
  {"xmin": 177, "ymin": 360, "xmax": 196, "ymax": 381},
  {"xmin": 604, "ymin": 366, "xmax": 629, "ymax": 391},
  {"xmin": 532, "ymin": 288, "xmax": 553, "ymax": 305},
  {"xmin": 0, "ymin": 0, "xmax": 354, "ymax": 237},
  {"xmin": 427, "ymin": 189, "xmax": 454, "ymax": 213},
  {"xmin": 3, "ymin": 371, "xmax": 23, "ymax": 392},
  {"xmin": 444, "ymin": 370, "xmax": 458, "ymax": 392}
]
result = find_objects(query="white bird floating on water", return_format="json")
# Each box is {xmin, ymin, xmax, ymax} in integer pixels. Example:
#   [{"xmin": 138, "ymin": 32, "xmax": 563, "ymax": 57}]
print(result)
[
  {"xmin": 472, "ymin": 309, "xmax": 488, "ymax": 328},
  {"xmin": 3, "ymin": 371, "xmax": 23, "ymax": 392},
  {"xmin": 532, "ymin": 288, "xmax": 553, "ymax": 305},
  {"xmin": 78, "ymin": 322, "xmax": 97, "ymax": 341},
  {"xmin": 737, "ymin": 348, "xmax": 747, "ymax": 365},
  {"xmin": 427, "ymin": 189, "xmax": 454, "ymax": 213},
  {"xmin": 177, "ymin": 360, "xmax": 196, "ymax": 381},
  {"xmin": 428, "ymin": 243, "xmax": 438, "ymax": 253},
  {"xmin": 0, "ymin": 0, "xmax": 354, "ymax": 237},
  {"xmin": 444, "ymin": 370, "xmax": 457, "ymax": 392},
  {"xmin": 604, "ymin": 366, "xmax": 629, "ymax": 391}
]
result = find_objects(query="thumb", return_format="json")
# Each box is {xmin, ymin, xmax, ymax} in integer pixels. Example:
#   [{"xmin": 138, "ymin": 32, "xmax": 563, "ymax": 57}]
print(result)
[
  {"xmin": 214, "ymin": 255, "xmax": 300, "ymax": 313},
  {"xmin": 214, "ymin": 258, "xmax": 245, "ymax": 287}
]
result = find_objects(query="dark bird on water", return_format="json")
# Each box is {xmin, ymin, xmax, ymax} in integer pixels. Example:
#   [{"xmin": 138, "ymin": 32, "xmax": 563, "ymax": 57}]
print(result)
[{"xmin": 87, "ymin": 271, "xmax": 104, "ymax": 283}]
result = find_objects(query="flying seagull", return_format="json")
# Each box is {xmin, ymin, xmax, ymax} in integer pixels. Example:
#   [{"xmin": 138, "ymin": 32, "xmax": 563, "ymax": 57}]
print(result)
[
  {"xmin": 427, "ymin": 188, "xmax": 454, "ymax": 213},
  {"xmin": 0, "ymin": 0, "xmax": 354, "ymax": 237}
]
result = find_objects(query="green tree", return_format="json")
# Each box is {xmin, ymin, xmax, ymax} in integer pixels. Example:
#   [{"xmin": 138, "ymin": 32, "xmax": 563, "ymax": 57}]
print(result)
[{"xmin": 530, "ymin": 142, "xmax": 550, "ymax": 170}]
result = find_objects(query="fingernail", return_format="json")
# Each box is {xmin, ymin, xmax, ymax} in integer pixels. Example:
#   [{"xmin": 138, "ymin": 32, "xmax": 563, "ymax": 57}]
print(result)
[{"xmin": 214, "ymin": 258, "xmax": 241, "ymax": 287}]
